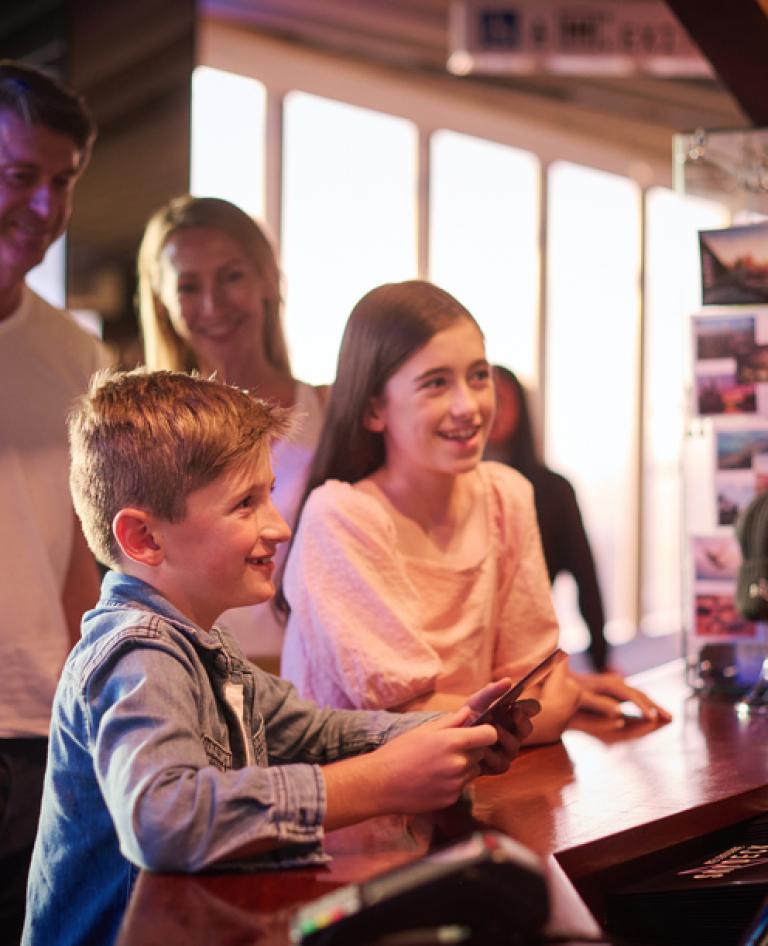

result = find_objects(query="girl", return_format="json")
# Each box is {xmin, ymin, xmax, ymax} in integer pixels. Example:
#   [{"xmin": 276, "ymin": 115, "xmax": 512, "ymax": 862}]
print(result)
[
  {"xmin": 281, "ymin": 281, "xmax": 667, "ymax": 742},
  {"xmin": 138, "ymin": 196, "xmax": 327, "ymax": 662}
]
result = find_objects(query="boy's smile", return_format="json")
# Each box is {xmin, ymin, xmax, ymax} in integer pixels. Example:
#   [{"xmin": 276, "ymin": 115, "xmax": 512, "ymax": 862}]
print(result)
[{"xmin": 152, "ymin": 448, "xmax": 291, "ymax": 630}]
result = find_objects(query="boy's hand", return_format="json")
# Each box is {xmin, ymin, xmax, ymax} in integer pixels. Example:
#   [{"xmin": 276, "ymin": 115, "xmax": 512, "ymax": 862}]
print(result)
[
  {"xmin": 324, "ymin": 712, "xmax": 504, "ymax": 829},
  {"xmin": 460, "ymin": 679, "xmax": 540, "ymax": 775},
  {"xmin": 461, "ymin": 678, "xmax": 514, "ymax": 725},
  {"xmin": 374, "ymin": 713, "xmax": 500, "ymax": 812},
  {"xmin": 322, "ymin": 683, "xmax": 541, "ymax": 831}
]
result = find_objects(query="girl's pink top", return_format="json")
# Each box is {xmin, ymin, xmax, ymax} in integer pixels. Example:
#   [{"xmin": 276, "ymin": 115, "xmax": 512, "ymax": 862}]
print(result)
[{"xmin": 281, "ymin": 462, "xmax": 559, "ymax": 710}]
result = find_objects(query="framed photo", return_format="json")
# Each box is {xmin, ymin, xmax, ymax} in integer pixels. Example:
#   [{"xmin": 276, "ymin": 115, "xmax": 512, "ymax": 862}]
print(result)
[
  {"xmin": 691, "ymin": 535, "xmax": 741, "ymax": 582},
  {"xmin": 737, "ymin": 345, "xmax": 768, "ymax": 383},
  {"xmin": 714, "ymin": 472, "xmax": 755, "ymax": 526},
  {"xmin": 699, "ymin": 222, "xmax": 768, "ymax": 305},
  {"xmin": 693, "ymin": 314, "xmax": 755, "ymax": 360},
  {"xmin": 694, "ymin": 592, "xmax": 756, "ymax": 639},
  {"xmin": 715, "ymin": 427, "xmax": 768, "ymax": 471},
  {"xmin": 695, "ymin": 366, "xmax": 756, "ymax": 416},
  {"xmin": 689, "ymin": 313, "xmax": 768, "ymax": 416}
]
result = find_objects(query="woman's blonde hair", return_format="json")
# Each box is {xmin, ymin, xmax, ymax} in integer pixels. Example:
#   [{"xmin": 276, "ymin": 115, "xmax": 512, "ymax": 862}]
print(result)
[{"xmin": 137, "ymin": 196, "xmax": 291, "ymax": 374}]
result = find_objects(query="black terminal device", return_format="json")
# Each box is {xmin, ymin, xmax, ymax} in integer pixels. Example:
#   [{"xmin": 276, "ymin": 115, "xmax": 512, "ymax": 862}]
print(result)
[{"xmin": 289, "ymin": 830, "xmax": 549, "ymax": 946}]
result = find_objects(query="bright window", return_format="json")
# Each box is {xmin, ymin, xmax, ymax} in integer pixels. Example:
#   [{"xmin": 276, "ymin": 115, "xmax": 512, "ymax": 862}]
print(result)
[
  {"xmin": 190, "ymin": 39, "xmax": 690, "ymax": 666},
  {"xmin": 191, "ymin": 66, "xmax": 266, "ymax": 219},
  {"xmin": 546, "ymin": 161, "xmax": 642, "ymax": 649},
  {"xmin": 26, "ymin": 234, "xmax": 65, "ymax": 309},
  {"xmin": 429, "ymin": 130, "xmax": 540, "ymax": 384},
  {"xmin": 281, "ymin": 92, "xmax": 418, "ymax": 385}
]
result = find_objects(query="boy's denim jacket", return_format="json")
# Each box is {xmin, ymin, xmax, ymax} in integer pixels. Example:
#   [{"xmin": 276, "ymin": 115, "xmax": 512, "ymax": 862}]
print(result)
[{"xmin": 24, "ymin": 571, "xmax": 431, "ymax": 946}]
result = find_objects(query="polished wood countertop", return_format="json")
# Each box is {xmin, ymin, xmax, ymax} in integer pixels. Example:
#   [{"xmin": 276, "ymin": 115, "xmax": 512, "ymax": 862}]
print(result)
[
  {"xmin": 474, "ymin": 660, "xmax": 768, "ymax": 881},
  {"xmin": 117, "ymin": 660, "xmax": 768, "ymax": 945}
]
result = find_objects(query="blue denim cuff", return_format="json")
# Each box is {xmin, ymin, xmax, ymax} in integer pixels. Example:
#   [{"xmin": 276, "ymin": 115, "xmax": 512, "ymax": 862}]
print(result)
[{"xmin": 267, "ymin": 763, "xmax": 326, "ymax": 843}]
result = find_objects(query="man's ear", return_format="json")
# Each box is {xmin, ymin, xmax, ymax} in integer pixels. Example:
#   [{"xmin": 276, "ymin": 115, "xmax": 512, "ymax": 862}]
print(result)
[
  {"xmin": 363, "ymin": 395, "xmax": 386, "ymax": 433},
  {"xmin": 113, "ymin": 508, "xmax": 164, "ymax": 566}
]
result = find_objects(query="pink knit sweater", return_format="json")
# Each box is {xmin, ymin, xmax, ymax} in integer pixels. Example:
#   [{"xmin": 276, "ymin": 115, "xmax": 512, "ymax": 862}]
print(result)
[{"xmin": 281, "ymin": 462, "xmax": 559, "ymax": 709}]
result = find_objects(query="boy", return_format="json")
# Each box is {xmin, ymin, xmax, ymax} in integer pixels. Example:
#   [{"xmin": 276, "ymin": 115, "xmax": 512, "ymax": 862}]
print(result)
[{"xmin": 23, "ymin": 369, "xmax": 538, "ymax": 946}]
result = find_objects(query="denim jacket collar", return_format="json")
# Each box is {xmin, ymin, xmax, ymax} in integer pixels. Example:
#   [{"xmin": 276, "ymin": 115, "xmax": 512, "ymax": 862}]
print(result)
[{"xmin": 96, "ymin": 571, "xmax": 224, "ymax": 653}]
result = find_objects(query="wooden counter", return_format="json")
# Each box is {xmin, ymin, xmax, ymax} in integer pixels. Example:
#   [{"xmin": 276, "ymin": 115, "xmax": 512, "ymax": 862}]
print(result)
[{"xmin": 117, "ymin": 661, "xmax": 768, "ymax": 945}]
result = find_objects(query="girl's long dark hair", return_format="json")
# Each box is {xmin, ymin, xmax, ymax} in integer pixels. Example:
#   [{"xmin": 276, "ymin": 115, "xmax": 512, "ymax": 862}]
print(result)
[{"xmin": 304, "ymin": 280, "xmax": 479, "ymax": 493}]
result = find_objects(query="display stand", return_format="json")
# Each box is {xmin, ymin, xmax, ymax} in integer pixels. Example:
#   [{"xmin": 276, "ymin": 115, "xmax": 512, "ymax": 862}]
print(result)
[{"xmin": 675, "ymin": 127, "xmax": 768, "ymax": 704}]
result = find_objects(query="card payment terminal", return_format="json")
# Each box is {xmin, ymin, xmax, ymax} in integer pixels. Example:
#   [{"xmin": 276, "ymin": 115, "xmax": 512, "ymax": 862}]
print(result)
[{"xmin": 290, "ymin": 830, "xmax": 548, "ymax": 946}]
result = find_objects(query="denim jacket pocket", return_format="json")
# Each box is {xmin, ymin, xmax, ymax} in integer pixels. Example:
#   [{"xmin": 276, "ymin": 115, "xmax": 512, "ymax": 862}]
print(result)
[
  {"xmin": 202, "ymin": 734, "xmax": 232, "ymax": 772},
  {"xmin": 251, "ymin": 713, "xmax": 267, "ymax": 768}
]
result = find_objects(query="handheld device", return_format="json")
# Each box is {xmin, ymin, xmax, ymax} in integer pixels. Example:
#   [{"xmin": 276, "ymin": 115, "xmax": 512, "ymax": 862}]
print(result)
[
  {"xmin": 467, "ymin": 648, "xmax": 567, "ymax": 728},
  {"xmin": 289, "ymin": 830, "xmax": 548, "ymax": 946}
]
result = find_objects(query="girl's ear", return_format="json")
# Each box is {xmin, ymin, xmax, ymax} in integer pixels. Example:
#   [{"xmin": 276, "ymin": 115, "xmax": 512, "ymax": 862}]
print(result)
[
  {"xmin": 363, "ymin": 395, "xmax": 386, "ymax": 433},
  {"xmin": 113, "ymin": 508, "xmax": 165, "ymax": 566}
]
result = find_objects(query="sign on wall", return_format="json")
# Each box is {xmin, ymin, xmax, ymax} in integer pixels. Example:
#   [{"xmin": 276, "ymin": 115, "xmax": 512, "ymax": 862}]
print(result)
[{"xmin": 449, "ymin": 0, "xmax": 712, "ymax": 77}]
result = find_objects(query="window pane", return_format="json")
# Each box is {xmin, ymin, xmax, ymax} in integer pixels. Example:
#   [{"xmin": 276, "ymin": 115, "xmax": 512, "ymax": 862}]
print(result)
[
  {"xmin": 282, "ymin": 92, "xmax": 418, "ymax": 384},
  {"xmin": 643, "ymin": 188, "xmax": 729, "ymax": 635},
  {"xmin": 26, "ymin": 234, "xmax": 65, "ymax": 309},
  {"xmin": 429, "ymin": 130, "xmax": 540, "ymax": 384},
  {"xmin": 191, "ymin": 66, "xmax": 266, "ymax": 219},
  {"xmin": 546, "ymin": 161, "xmax": 641, "ymax": 647}
]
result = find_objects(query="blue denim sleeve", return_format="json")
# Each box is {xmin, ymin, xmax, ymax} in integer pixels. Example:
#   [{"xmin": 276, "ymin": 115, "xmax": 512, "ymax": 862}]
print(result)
[
  {"xmin": 85, "ymin": 645, "xmax": 331, "ymax": 872},
  {"xmin": 254, "ymin": 668, "xmax": 441, "ymax": 765}
]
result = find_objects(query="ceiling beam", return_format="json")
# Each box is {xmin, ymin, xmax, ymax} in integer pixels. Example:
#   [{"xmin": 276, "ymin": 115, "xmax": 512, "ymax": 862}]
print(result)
[{"xmin": 665, "ymin": 0, "xmax": 768, "ymax": 125}]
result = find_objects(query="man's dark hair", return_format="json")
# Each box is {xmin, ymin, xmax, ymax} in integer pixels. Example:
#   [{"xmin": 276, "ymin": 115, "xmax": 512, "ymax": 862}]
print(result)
[{"xmin": 0, "ymin": 60, "xmax": 96, "ymax": 161}]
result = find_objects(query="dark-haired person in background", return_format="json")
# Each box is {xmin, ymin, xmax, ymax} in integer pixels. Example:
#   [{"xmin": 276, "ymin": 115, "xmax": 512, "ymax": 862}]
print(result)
[
  {"xmin": 484, "ymin": 366, "xmax": 611, "ymax": 673},
  {"xmin": 0, "ymin": 61, "xmax": 108, "ymax": 943}
]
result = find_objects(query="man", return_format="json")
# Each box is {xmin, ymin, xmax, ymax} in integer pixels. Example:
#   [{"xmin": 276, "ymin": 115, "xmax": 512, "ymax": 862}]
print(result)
[{"xmin": 0, "ymin": 61, "xmax": 107, "ymax": 943}]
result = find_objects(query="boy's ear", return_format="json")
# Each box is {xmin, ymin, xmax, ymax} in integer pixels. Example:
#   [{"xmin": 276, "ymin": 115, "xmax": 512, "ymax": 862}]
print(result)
[
  {"xmin": 363, "ymin": 395, "xmax": 386, "ymax": 433},
  {"xmin": 113, "ymin": 508, "xmax": 164, "ymax": 566}
]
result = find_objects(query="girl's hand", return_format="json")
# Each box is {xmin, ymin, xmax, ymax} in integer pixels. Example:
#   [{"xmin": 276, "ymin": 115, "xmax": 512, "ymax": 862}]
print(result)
[
  {"xmin": 524, "ymin": 660, "xmax": 582, "ymax": 744},
  {"xmin": 573, "ymin": 671, "xmax": 672, "ymax": 723}
]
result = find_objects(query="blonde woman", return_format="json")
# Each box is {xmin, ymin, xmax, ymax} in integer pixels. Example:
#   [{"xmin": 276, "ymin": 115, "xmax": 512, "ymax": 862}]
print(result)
[{"xmin": 138, "ymin": 196, "xmax": 327, "ymax": 662}]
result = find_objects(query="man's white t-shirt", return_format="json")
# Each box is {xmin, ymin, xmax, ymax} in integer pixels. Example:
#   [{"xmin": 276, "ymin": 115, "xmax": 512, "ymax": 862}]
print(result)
[{"xmin": 0, "ymin": 286, "xmax": 108, "ymax": 737}]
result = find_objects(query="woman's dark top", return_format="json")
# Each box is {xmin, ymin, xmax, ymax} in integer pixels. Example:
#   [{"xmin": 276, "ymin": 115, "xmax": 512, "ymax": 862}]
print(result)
[{"xmin": 531, "ymin": 466, "xmax": 608, "ymax": 672}]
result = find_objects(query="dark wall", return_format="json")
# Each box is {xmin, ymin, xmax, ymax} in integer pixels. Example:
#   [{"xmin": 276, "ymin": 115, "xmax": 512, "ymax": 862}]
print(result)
[
  {"xmin": 67, "ymin": 0, "xmax": 195, "ymax": 359},
  {"xmin": 1, "ymin": 0, "xmax": 196, "ymax": 360}
]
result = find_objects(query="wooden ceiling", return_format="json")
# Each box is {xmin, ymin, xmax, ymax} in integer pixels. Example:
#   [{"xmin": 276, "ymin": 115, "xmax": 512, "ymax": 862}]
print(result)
[
  {"xmin": 201, "ymin": 0, "xmax": 750, "ymax": 131},
  {"xmin": 2, "ymin": 2, "xmax": 765, "ymax": 152},
  {"xmin": 665, "ymin": 0, "xmax": 768, "ymax": 125},
  {"xmin": 2, "ymin": 0, "xmax": 766, "ymax": 335}
]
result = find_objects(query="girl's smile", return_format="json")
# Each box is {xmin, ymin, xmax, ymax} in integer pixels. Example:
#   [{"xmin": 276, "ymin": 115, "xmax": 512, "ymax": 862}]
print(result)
[{"xmin": 366, "ymin": 317, "xmax": 494, "ymax": 481}]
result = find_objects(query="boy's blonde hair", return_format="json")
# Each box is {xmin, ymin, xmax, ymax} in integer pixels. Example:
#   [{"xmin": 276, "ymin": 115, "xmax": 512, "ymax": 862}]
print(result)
[{"xmin": 69, "ymin": 368, "xmax": 289, "ymax": 568}]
